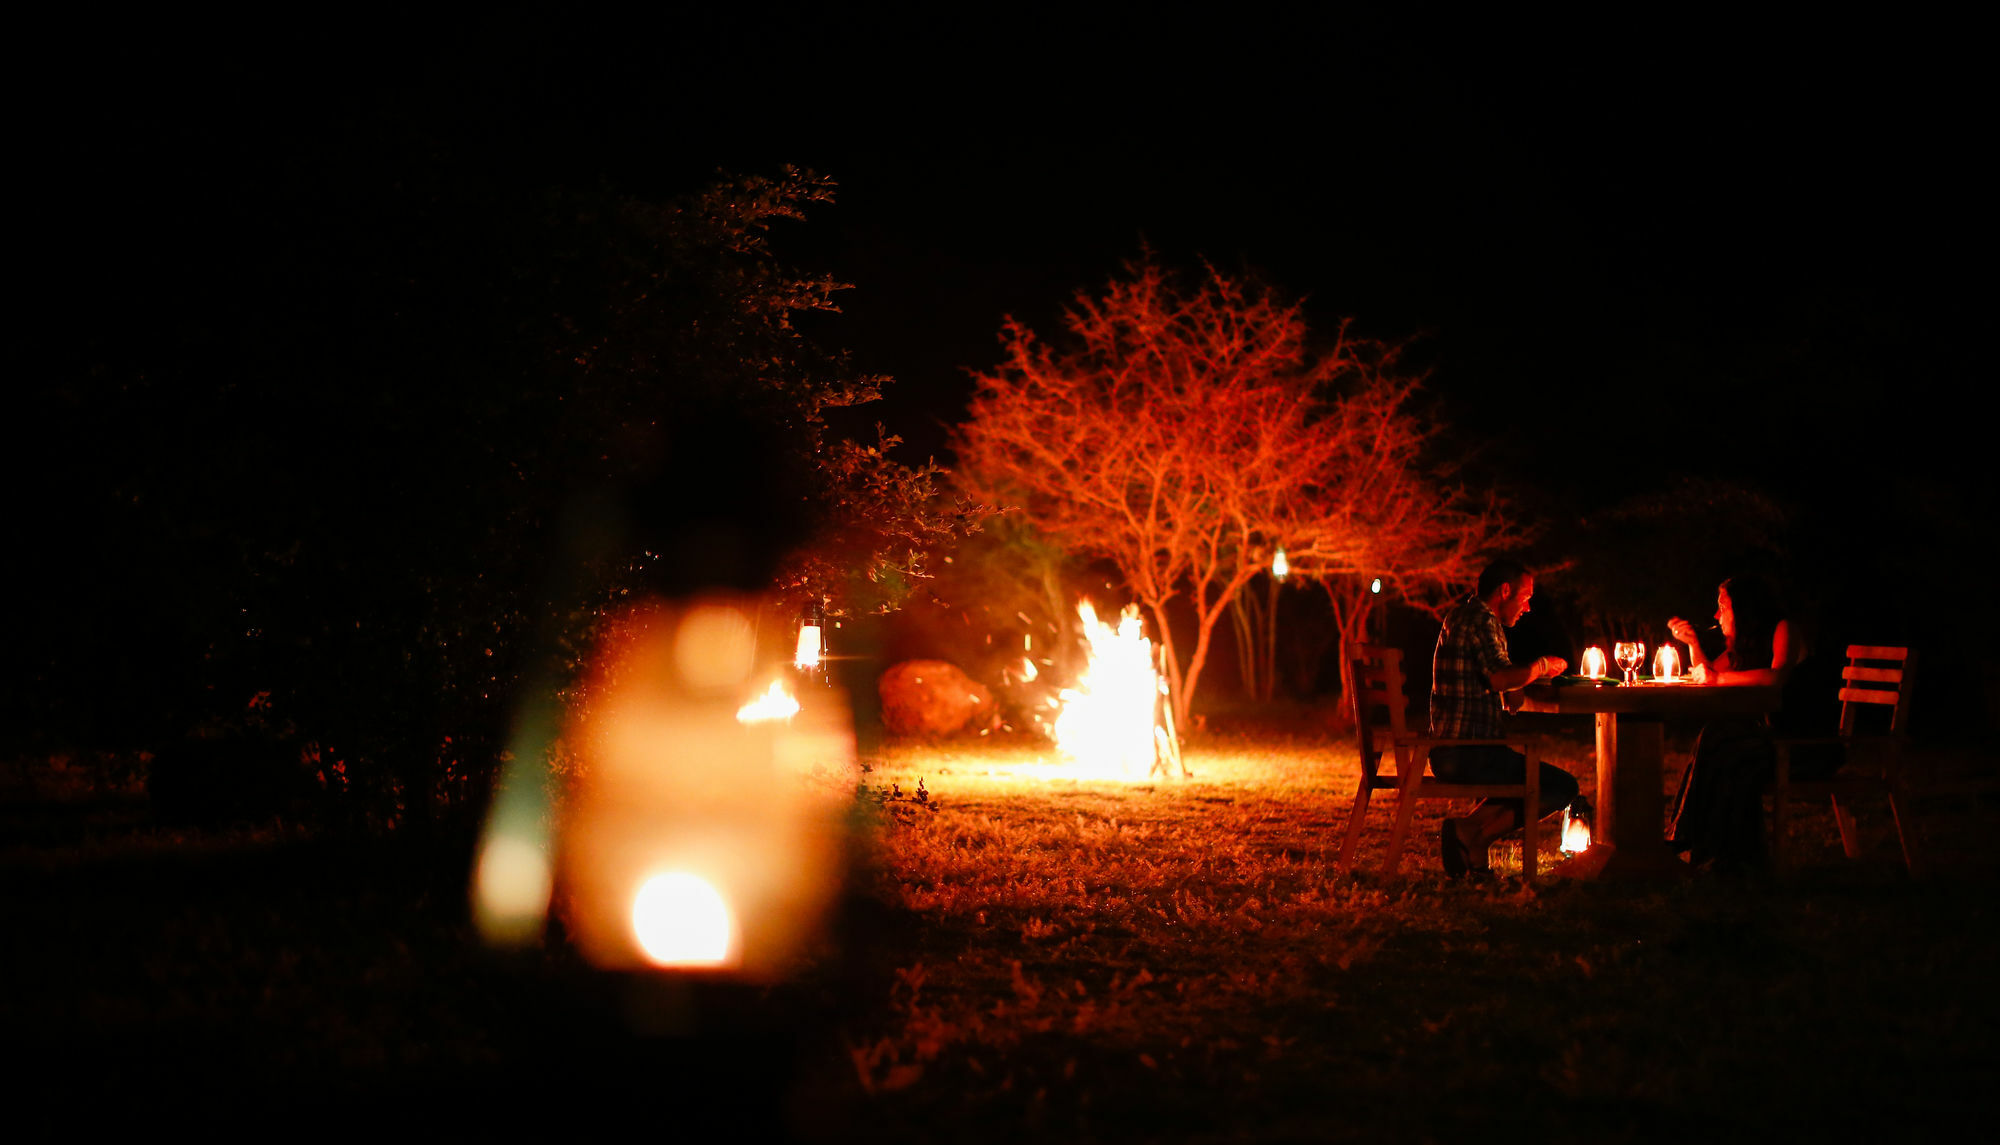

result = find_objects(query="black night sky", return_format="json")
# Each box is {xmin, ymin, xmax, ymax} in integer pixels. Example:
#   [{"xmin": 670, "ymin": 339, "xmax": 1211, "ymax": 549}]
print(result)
[{"xmin": 22, "ymin": 17, "xmax": 1992, "ymax": 720}]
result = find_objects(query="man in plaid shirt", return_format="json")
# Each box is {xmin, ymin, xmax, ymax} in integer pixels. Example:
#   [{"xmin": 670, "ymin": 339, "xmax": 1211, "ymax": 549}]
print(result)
[{"xmin": 1429, "ymin": 559, "xmax": 1578, "ymax": 877}]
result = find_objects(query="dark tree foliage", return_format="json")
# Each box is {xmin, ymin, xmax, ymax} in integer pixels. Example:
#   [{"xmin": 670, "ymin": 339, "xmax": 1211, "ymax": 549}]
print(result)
[
  {"xmin": 1543, "ymin": 477, "xmax": 1793, "ymax": 649},
  {"xmin": 14, "ymin": 140, "xmax": 967, "ymax": 824}
]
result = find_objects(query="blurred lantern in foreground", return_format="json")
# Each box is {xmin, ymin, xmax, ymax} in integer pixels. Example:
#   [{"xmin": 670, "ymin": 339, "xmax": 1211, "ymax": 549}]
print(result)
[
  {"xmin": 1653, "ymin": 644, "xmax": 1682, "ymax": 682},
  {"xmin": 1561, "ymin": 796, "xmax": 1593, "ymax": 854},
  {"xmin": 1271, "ymin": 546, "xmax": 1289, "ymax": 581},
  {"xmin": 474, "ymin": 595, "xmax": 853, "ymax": 981},
  {"xmin": 1580, "ymin": 646, "xmax": 1608, "ymax": 680},
  {"xmin": 1053, "ymin": 601, "xmax": 1179, "ymax": 779}
]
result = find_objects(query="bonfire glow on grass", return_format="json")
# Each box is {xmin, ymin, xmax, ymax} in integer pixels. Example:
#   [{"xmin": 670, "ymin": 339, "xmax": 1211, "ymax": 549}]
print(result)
[
  {"xmin": 1051, "ymin": 602, "xmax": 1165, "ymax": 779},
  {"xmin": 824, "ymin": 729, "xmax": 1993, "ymax": 1135}
]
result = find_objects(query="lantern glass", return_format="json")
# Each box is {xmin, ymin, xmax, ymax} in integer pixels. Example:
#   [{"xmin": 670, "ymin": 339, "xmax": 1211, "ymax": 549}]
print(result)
[{"xmin": 1581, "ymin": 646, "xmax": 1607, "ymax": 679}]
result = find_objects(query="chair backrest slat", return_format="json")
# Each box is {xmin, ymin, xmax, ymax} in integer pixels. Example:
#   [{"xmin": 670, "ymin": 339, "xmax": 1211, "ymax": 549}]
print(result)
[
  {"xmin": 1841, "ymin": 666, "xmax": 1903, "ymax": 684},
  {"xmin": 1348, "ymin": 643, "xmax": 1413, "ymax": 772},
  {"xmin": 1835, "ymin": 646, "xmax": 1916, "ymax": 738},
  {"xmin": 1837, "ymin": 687, "xmax": 1900, "ymax": 706}
]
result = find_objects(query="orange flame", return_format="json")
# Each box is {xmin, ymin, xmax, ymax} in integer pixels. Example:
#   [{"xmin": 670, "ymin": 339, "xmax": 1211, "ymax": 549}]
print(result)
[
  {"xmin": 1052, "ymin": 602, "xmax": 1162, "ymax": 779},
  {"xmin": 736, "ymin": 679, "xmax": 802, "ymax": 723},
  {"xmin": 1581, "ymin": 646, "xmax": 1607, "ymax": 679}
]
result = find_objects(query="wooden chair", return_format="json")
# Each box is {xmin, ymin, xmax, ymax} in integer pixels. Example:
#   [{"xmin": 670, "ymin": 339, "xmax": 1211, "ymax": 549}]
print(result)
[
  {"xmin": 1335, "ymin": 643, "xmax": 1550, "ymax": 879},
  {"xmin": 1772, "ymin": 645, "xmax": 1920, "ymax": 873}
]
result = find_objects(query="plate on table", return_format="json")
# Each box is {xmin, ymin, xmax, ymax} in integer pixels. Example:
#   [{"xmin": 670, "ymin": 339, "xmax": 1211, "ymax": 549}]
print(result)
[{"xmin": 1553, "ymin": 675, "xmax": 1620, "ymax": 687}]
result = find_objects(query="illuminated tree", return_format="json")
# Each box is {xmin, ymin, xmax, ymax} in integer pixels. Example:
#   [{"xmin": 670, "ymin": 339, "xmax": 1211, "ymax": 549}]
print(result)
[{"xmin": 955, "ymin": 257, "xmax": 1517, "ymax": 726}]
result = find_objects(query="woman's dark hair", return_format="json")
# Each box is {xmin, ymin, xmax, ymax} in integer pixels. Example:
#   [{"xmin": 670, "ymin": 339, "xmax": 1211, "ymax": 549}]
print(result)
[{"xmin": 1722, "ymin": 573, "xmax": 1783, "ymax": 670}]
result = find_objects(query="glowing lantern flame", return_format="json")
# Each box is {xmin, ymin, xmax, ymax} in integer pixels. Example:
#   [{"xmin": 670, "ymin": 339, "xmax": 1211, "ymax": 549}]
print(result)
[
  {"xmin": 1561, "ymin": 809, "xmax": 1592, "ymax": 854},
  {"xmin": 736, "ymin": 679, "xmax": 801, "ymax": 723},
  {"xmin": 1653, "ymin": 644, "xmax": 1682, "ymax": 682},
  {"xmin": 1272, "ymin": 546, "xmax": 1289, "ymax": 580},
  {"xmin": 1581, "ymin": 646, "xmax": 1608, "ymax": 679},
  {"xmin": 1370, "ymin": 577, "xmax": 1382, "ymax": 595},
  {"xmin": 632, "ymin": 871, "xmax": 734, "ymax": 967},
  {"xmin": 794, "ymin": 623, "xmax": 823, "ymax": 671},
  {"xmin": 1052, "ymin": 602, "xmax": 1162, "ymax": 778}
]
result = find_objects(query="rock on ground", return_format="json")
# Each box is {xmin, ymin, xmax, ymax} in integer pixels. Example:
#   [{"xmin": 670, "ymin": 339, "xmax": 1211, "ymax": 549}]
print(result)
[{"xmin": 877, "ymin": 660, "xmax": 996, "ymax": 737}]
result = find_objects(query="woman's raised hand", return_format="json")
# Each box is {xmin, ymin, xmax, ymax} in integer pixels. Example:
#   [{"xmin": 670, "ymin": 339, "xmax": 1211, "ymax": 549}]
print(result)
[{"xmin": 1667, "ymin": 617, "xmax": 1699, "ymax": 645}]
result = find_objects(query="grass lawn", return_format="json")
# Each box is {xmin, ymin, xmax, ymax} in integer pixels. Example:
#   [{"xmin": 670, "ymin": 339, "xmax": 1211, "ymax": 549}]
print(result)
[{"xmin": 6, "ymin": 723, "xmax": 1997, "ymax": 1141}]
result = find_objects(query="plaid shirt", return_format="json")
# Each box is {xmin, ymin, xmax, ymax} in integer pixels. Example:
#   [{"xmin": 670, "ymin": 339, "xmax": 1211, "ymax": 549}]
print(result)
[{"xmin": 1429, "ymin": 594, "xmax": 1513, "ymax": 739}]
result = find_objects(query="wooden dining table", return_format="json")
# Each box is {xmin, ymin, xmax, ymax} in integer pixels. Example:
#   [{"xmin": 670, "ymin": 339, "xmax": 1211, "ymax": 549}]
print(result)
[{"xmin": 1519, "ymin": 679, "xmax": 1784, "ymax": 878}]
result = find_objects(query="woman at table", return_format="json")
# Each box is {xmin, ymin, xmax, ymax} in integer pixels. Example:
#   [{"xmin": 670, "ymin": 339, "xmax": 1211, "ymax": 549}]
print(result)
[{"xmin": 1664, "ymin": 573, "xmax": 1805, "ymax": 868}]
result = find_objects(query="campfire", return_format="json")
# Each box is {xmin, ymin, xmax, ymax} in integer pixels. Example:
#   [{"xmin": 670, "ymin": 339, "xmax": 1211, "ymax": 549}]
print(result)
[
  {"xmin": 1051, "ymin": 602, "xmax": 1182, "ymax": 779},
  {"xmin": 736, "ymin": 678, "xmax": 802, "ymax": 723}
]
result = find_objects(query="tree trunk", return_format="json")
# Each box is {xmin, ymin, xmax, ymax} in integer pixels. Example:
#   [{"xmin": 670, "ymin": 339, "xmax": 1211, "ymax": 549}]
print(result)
[
  {"xmin": 1228, "ymin": 589, "xmax": 1263, "ymax": 702},
  {"xmin": 1262, "ymin": 575, "xmax": 1281, "ymax": 702},
  {"xmin": 1227, "ymin": 575, "xmax": 1287, "ymax": 704},
  {"xmin": 1328, "ymin": 586, "xmax": 1376, "ymax": 735}
]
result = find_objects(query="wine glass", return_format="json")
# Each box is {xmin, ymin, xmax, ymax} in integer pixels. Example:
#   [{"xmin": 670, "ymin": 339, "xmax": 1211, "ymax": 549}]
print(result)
[{"xmin": 1614, "ymin": 641, "xmax": 1645, "ymax": 685}]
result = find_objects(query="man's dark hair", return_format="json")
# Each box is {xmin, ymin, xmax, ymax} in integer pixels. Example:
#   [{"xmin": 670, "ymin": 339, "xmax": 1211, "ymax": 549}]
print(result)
[{"xmin": 1477, "ymin": 559, "xmax": 1532, "ymax": 598}]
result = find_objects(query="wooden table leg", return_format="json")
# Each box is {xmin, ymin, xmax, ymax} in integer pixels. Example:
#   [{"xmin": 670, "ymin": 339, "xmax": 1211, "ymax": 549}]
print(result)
[{"xmin": 1553, "ymin": 714, "xmax": 1688, "ymax": 880}]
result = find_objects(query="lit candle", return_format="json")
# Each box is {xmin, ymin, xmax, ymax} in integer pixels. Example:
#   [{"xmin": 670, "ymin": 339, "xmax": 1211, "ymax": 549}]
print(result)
[
  {"xmin": 1581, "ymin": 646, "xmax": 1607, "ymax": 679},
  {"xmin": 1562, "ymin": 805, "xmax": 1592, "ymax": 854},
  {"xmin": 1653, "ymin": 644, "xmax": 1682, "ymax": 682}
]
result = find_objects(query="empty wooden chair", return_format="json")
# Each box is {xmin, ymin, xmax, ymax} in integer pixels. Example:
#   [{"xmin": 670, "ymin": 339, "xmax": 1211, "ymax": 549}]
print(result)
[
  {"xmin": 1772, "ymin": 645, "xmax": 1919, "ymax": 873},
  {"xmin": 1336, "ymin": 643, "xmax": 1551, "ymax": 879}
]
